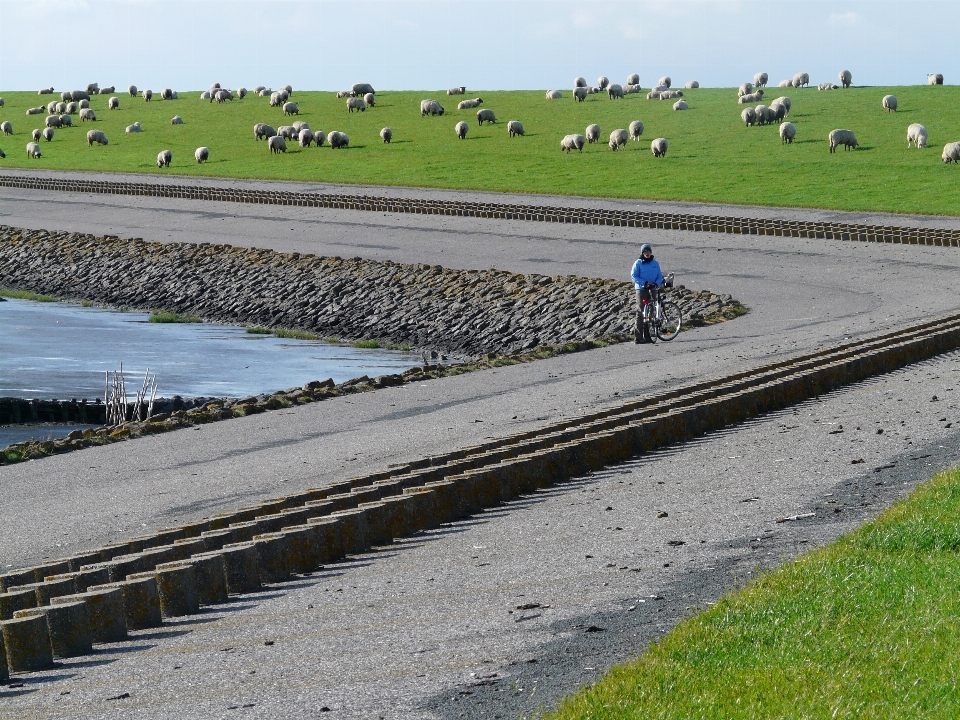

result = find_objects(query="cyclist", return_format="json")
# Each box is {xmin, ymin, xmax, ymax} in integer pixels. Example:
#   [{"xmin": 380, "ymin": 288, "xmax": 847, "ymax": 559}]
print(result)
[{"xmin": 631, "ymin": 243, "xmax": 664, "ymax": 344}]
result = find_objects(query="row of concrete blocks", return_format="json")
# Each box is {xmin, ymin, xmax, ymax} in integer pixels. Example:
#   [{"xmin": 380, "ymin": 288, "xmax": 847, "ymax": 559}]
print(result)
[{"xmin": 4, "ymin": 314, "xmax": 960, "ymax": 678}]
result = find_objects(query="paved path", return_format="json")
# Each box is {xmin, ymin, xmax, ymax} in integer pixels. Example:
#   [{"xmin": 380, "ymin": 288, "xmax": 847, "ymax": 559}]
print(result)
[{"xmin": 2, "ymin": 174, "xmax": 960, "ymax": 717}]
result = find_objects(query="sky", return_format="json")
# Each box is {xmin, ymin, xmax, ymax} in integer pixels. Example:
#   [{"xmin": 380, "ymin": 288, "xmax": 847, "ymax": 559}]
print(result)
[{"xmin": 0, "ymin": 0, "xmax": 954, "ymax": 92}]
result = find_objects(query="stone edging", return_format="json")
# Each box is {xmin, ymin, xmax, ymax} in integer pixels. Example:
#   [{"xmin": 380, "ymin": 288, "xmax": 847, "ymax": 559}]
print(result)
[{"xmin": 0, "ymin": 174, "xmax": 957, "ymax": 247}]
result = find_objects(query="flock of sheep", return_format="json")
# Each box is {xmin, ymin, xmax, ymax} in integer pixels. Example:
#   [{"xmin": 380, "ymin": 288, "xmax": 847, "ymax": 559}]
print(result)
[{"xmin": 0, "ymin": 71, "xmax": 954, "ymax": 164}]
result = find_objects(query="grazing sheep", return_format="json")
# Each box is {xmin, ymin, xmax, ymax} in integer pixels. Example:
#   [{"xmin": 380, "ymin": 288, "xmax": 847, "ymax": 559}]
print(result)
[
  {"xmin": 585, "ymin": 124, "xmax": 601, "ymax": 143},
  {"xmin": 128, "ymin": 85, "xmax": 137, "ymax": 96},
  {"xmin": 629, "ymin": 120, "xmax": 644, "ymax": 140},
  {"xmin": 458, "ymin": 98, "xmax": 483, "ymax": 109},
  {"xmin": 214, "ymin": 90, "xmax": 233, "ymax": 103},
  {"xmin": 560, "ymin": 134, "xmax": 585, "ymax": 153},
  {"xmin": 71, "ymin": 91, "xmax": 91, "ymax": 102},
  {"xmin": 741, "ymin": 107, "xmax": 757, "ymax": 126},
  {"xmin": 299, "ymin": 128, "xmax": 315, "ymax": 147},
  {"xmin": 420, "ymin": 99, "xmax": 444, "ymax": 116},
  {"xmin": 270, "ymin": 92, "xmax": 284, "ymax": 107},
  {"xmin": 627, "ymin": 73, "xmax": 640, "ymax": 86},
  {"xmin": 738, "ymin": 82, "xmax": 754, "ymax": 97},
  {"xmin": 210, "ymin": 83, "xmax": 221, "ymax": 91},
  {"xmin": 171, "ymin": 115, "xmax": 184, "ymax": 125},
  {"xmin": 624, "ymin": 84, "xmax": 642, "ymax": 95},
  {"xmin": 685, "ymin": 80, "xmax": 700, "ymax": 89},
  {"xmin": 779, "ymin": 122, "xmax": 796, "ymax": 144},
  {"xmin": 26, "ymin": 106, "xmax": 45, "ymax": 115},
  {"xmin": 651, "ymin": 137, "xmax": 668, "ymax": 157},
  {"xmin": 260, "ymin": 88, "xmax": 273, "ymax": 97},
  {"xmin": 608, "ymin": 128, "xmax": 628, "ymax": 151},
  {"xmin": 60, "ymin": 91, "xmax": 72, "ymax": 101},
  {"xmin": 237, "ymin": 87, "xmax": 247, "ymax": 99},
  {"xmin": 738, "ymin": 90, "xmax": 764, "ymax": 104},
  {"xmin": 78, "ymin": 99, "xmax": 89, "ymax": 109},
  {"xmin": 839, "ymin": 69, "xmax": 852, "ymax": 88},
  {"xmin": 283, "ymin": 101, "xmax": 300, "ymax": 115},
  {"xmin": 143, "ymin": 89, "xmax": 153, "ymax": 101},
  {"xmin": 65, "ymin": 102, "xmax": 78, "ymax": 114},
  {"xmin": 754, "ymin": 72, "xmax": 769, "ymax": 87},
  {"xmin": 942, "ymin": 141, "xmax": 960, "ymax": 163},
  {"xmin": 26, "ymin": 141, "xmax": 42, "ymax": 158},
  {"xmin": 818, "ymin": 83, "xmax": 838, "ymax": 91},
  {"xmin": 292, "ymin": 120, "xmax": 310, "ymax": 132},
  {"xmin": 379, "ymin": 127, "xmax": 392, "ymax": 143},
  {"xmin": 86, "ymin": 129, "xmax": 108, "ymax": 146},
  {"xmin": 771, "ymin": 103, "xmax": 786, "ymax": 123},
  {"xmin": 597, "ymin": 76, "xmax": 609, "ymax": 90},
  {"xmin": 753, "ymin": 105, "xmax": 771, "ymax": 125},
  {"xmin": 507, "ymin": 120, "xmax": 524, "ymax": 137},
  {"xmin": 657, "ymin": 76, "xmax": 672, "ymax": 88},
  {"xmin": 364, "ymin": 92, "xmax": 375, "ymax": 107},
  {"xmin": 268, "ymin": 135, "xmax": 287, "ymax": 154},
  {"xmin": 770, "ymin": 96, "xmax": 792, "ymax": 115},
  {"xmin": 45, "ymin": 115, "xmax": 61, "ymax": 128},
  {"xmin": 282, "ymin": 84, "xmax": 293, "ymax": 95},
  {"xmin": 125, "ymin": 122, "xmax": 142, "ymax": 133},
  {"xmin": 278, "ymin": 125, "xmax": 298, "ymax": 140},
  {"xmin": 195, "ymin": 146, "xmax": 209, "ymax": 164},
  {"xmin": 673, "ymin": 99, "xmax": 688, "ymax": 110},
  {"xmin": 59, "ymin": 115, "xmax": 72, "ymax": 127},
  {"xmin": 328, "ymin": 131, "xmax": 349, "ymax": 149},
  {"xmin": 336, "ymin": 90, "xmax": 352, "ymax": 99},
  {"xmin": 38, "ymin": 87, "xmax": 54, "ymax": 95},
  {"xmin": 79, "ymin": 108, "xmax": 96, "ymax": 122},
  {"xmin": 313, "ymin": 130, "xmax": 326, "ymax": 147},
  {"xmin": 660, "ymin": 90, "xmax": 683, "ymax": 99},
  {"xmin": 200, "ymin": 91, "xmax": 212, "ymax": 100},
  {"xmin": 42, "ymin": 127, "xmax": 54, "ymax": 142},
  {"xmin": 646, "ymin": 91, "xmax": 662, "ymax": 100},
  {"xmin": 32, "ymin": 129, "xmax": 41, "ymax": 141},
  {"xmin": 99, "ymin": 86, "xmax": 115, "ymax": 95},
  {"xmin": 447, "ymin": 86, "xmax": 467, "ymax": 95},
  {"xmin": 352, "ymin": 83, "xmax": 374, "ymax": 95},
  {"xmin": 607, "ymin": 83, "xmax": 624, "ymax": 99},
  {"xmin": 477, "ymin": 108, "xmax": 496, "ymax": 125},
  {"xmin": 588, "ymin": 86, "xmax": 600, "ymax": 94},
  {"xmin": 907, "ymin": 123, "xmax": 928, "ymax": 149},
  {"xmin": 47, "ymin": 100, "xmax": 58, "ymax": 114},
  {"xmin": 108, "ymin": 96, "xmax": 119, "ymax": 110},
  {"xmin": 792, "ymin": 72, "xmax": 809, "ymax": 88},
  {"xmin": 828, "ymin": 129, "xmax": 858, "ymax": 152},
  {"xmin": 778, "ymin": 79, "xmax": 792, "ymax": 88},
  {"xmin": 157, "ymin": 149, "xmax": 172, "ymax": 168},
  {"xmin": 882, "ymin": 95, "xmax": 897, "ymax": 112},
  {"xmin": 0, "ymin": 147, "xmax": 4, "ymax": 158},
  {"xmin": 928, "ymin": 73, "xmax": 944, "ymax": 85},
  {"xmin": 56, "ymin": 101, "xmax": 67, "ymax": 113},
  {"xmin": 162, "ymin": 88, "xmax": 174, "ymax": 100},
  {"xmin": 86, "ymin": 83, "xmax": 99, "ymax": 94},
  {"xmin": 254, "ymin": 123, "xmax": 275, "ymax": 140},
  {"xmin": 574, "ymin": 77, "xmax": 587, "ymax": 88},
  {"xmin": 254, "ymin": 86, "xmax": 265, "ymax": 94},
  {"xmin": 573, "ymin": 87, "xmax": 588, "ymax": 102},
  {"xmin": 346, "ymin": 97, "xmax": 365, "ymax": 113},
  {"xmin": 545, "ymin": 90, "xmax": 563, "ymax": 99}
]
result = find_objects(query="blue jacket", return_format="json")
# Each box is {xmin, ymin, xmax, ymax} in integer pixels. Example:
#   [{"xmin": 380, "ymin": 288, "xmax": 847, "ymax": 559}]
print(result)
[{"xmin": 631, "ymin": 257, "xmax": 663, "ymax": 288}]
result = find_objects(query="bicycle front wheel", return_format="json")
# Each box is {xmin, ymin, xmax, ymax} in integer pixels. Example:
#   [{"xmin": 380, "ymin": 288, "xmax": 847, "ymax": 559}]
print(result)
[{"xmin": 657, "ymin": 301, "xmax": 682, "ymax": 341}]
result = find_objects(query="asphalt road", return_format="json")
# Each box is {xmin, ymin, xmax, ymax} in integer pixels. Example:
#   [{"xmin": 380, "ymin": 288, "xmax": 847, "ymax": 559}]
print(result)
[{"xmin": 2, "ymin": 173, "xmax": 960, "ymax": 718}]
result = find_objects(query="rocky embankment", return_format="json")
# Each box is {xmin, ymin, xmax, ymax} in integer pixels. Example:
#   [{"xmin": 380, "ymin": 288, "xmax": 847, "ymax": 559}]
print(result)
[{"xmin": 0, "ymin": 226, "xmax": 742, "ymax": 358}]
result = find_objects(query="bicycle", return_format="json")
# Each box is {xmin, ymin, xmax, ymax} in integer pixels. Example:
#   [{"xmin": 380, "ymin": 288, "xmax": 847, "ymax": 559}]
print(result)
[{"xmin": 640, "ymin": 273, "xmax": 682, "ymax": 343}]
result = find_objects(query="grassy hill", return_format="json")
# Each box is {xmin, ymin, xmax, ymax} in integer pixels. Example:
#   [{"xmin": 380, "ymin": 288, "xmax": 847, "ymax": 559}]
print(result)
[{"xmin": 0, "ymin": 85, "xmax": 957, "ymax": 214}]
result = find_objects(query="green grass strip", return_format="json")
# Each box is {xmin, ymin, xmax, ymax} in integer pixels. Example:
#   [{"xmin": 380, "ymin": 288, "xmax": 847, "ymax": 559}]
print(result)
[
  {"xmin": 273, "ymin": 328, "xmax": 320, "ymax": 340},
  {"xmin": 245, "ymin": 326, "xmax": 272, "ymax": 334},
  {"xmin": 549, "ymin": 468, "xmax": 960, "ymax": 720},
  {"xmin": 148, "ymin": 311, "xmax": 202, "ymax": 323},
  {"xmin": 0, "ymin": 288, "xmax": 58, "ymax": 302}
]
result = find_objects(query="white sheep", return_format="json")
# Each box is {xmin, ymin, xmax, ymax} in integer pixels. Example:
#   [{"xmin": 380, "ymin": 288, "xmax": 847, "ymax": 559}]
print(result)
[
  {"xmin": 125, "ymin": 122, "xmax": 142, "ymax": 133},
  {"xmin": 108, "ymin": 96, "xmax": 119, "ymax": 110},
  {"xmin": 573, "ymin": 87, "xmax": 588, "ymax": 102},
  {"xmin": 673, "ymin": 99, "xmax": 688, "ymax": 110},
  {"xmin": 624, "ymin": 84, "xmax": 642, "ymax": 95},
  {"xmin": 86, "ymin": 129, "xmax": 108, "ymax": 146},
  {"xmin": 282, "ymin": 84, "xmax": 293, "ymax": 95},
  {"xmin": 214, "ymin": 89, "xmax": 234, "ymax": 103},
  {"xmin": 560, "ymin": 134, "xmax": 585, "ymax": 153},
  {"xmin": 79, "ymin": 99, "xmax": 89, "ymax": 109},
  {"xmin": 268, "ymin": 135, "xmax": 287, "ymax": 154},
  {"xmin": 646, "ymin": 91, "xmax": 662, "ymax": 100},
  {"xmin": 741, "ymin": 107, "xmax": 757, "ymax": 126},
  {"xmin": 46, "ymin": 101, "xmax": 58, "ymax": 114},
  {"xmin": 380, "ymin": 127, "xmax": 392, "ymax": 143},
  {"xmin": 477, "ymin": 109, "xmax": 496, "ymax": 125},
  {"xmin": 818, "ymin": 83, "xmax": 838, "ymax": 91},
  {"xmin": 171, "ymin": 115, "xmax": 184, "ymax": 125},
  {"xmin": 754, "ymin": 72, "xmax": 769, "ymax": 87},
  {"xmin": 792, "ymin": 72, "xmax": 809, "ymax": 88},
  {"xmin": 45, "ymin": 115, "xmax": 61, "ymax": 128},
  {"xmin": 685, "ymin": 80, "xmax": 700, "ymax": 89},
  {"xmin": 254, "ymin": 123, "xmax": 275, "ymax": 140},
  {"xmin": 607, "ymin": 83, "xmax": 624, "ymax": 99},
  {"xmin": 585, "ymin": 124, "xmax": 601, "ymax": 143},
  {"xmin": 657, "ymin": 76, "xmax": 672, "ymax": 88},
  {"xmin": 882, "ymin": 95, "xmax": 897, "ymax": 112},
  {"xmin": 59, "ymin": 115, "xmax": 72, "ymax": 127},
  {"xmin": 65, "ymin": 102, "xmax": 78, "ymax": 114},
  {"xmin": 284, "ymin": 101, "xmax": 300, "ymax": 115},
  {"xmin": 38, "ymin": 87, "xmax": 54, "ymax": 95},
  {"xmin": 26, "ymin": 106, "xmax": 45, "ymax": 115},
  {"xmin": 545, "ymin": 90, "xmax": 563, "ymax": 100},
  {"xmin": 278, "ymin": 125, "xmax": 298, "ymax": 140},
  {"xmin": 162, "ymin": 88, "xmax": 174, "ymax": 100},
  {"xmin": 608, "ymin": 128, "xmax": 628, "ymax": 151},
  {"xmin": 738, "ymin": 90, "xmax": 764, "ymax": 104},
  {"xmin": 100, "ymin": 86, "xmax": 115, "ymax": 95},
  {"xmin": 596, "ymin": 76, "xmax": 609, "ymax": 91},
  {"xmin": 299, "ymin": 128, "xmax": 314, "ymax": 147},
  {"xmin": 200, "ymin": 91, "xmax": 212, "ymax": 100},
  {"xmin": 420, "ymin": 99, "xmax": 444, "ymax": 116},
  {"xmin": 32, "ymin": 129, "xmax": 41, "ymax": 141},
  {"xmin": 128, "ymin": 85, "xmax": 137, "ymax": 97},
  {"xmin": 738, "ymin": 82, "xmax": 754, "ymax": 97},
  {"xmin": 237, "ymin": 87, "xmax": 247, "ymax": 99},
  {"xmin": 86, "ymin": 82, "xmax": 99, "ymax": 94},
  {"xmin": 942, "ymin": 141, "xmax": 960, "ymax": 163},
  {"xmin": 778, "ymin": 79, "xmax": 792, "ymax": 88},
  {"xmin": 259, "ymin": 88, "xmax": 273, "ymax": 97},
  {"xmin": 364, "ymin": 92, "xmax": 375, "ymax": 107},
  {"xmin": 56, "ymin": 101, "xmax": 67, "ymax": 113},
  {"xmin": 907, "ymin": 123, "xmax": 927, "ymax": 149},
  {"xmin": 352, "ymin": 83, "xmax": 374, "ymax": 95},
  {"xmin": 314, "ymin": 130, "xmax": 326, "ymax": 147},
  {"xmin": 651, "ymin": 137, "xmax": 668, "ymax": 157},
  {"xmin": 60, "ymin": 91, "xmax": 72, "ymax": 101},
  {"xmin": 254, "ymin": 85, "xmax": 265, "ymax": 93},
  {"xmin": 779, "ymin": 122, "xmax": 796, "ymax": 144},
  {"xmin": 143, "ymin": 89, "xmax": 153, "ymax": 101},
  {"xmin": 828, "ymin": 129, "xmax": 858, "ymax": 152},
  {"xmin": 627, "ymin": 73, "xmax": 640, "ymax": 86},
  {"xmin": 928, "ymin": 73, "xmax": 944, "ymax": 85},
  {"xmin": 629, "ymin": 120, "xmax": 644, "ymax": 140},
  {"xmin": 328, "ymin": 131, "xmax": 349, "ymax": 149},
  {"xmin": 195, "ymin": 147, "xmax": 209, "ymax": 163},
  {"xmin": 447, "ymin": 86, "xmax": 466, "ymax": 95},
  {"xmin": 157, "ymin": 149, "xmax": 172, "ymax": 168},
  {"xmin": 346, "ymin": 97, "xmax": 366, "ymax": 112},
  {"xmin": 26, "ymin": 141, "xmax": 42, "ymax": 158},
  {"xmin": 336, "ymin": 90, "xmax": 352, "ymax": 99},
  {"xmin": 770, "ymin": 96, "xmax": 792, "ymax": 115},
  {"xmin": 292, "ymin": 121, "xmax": 310, "ymax": 133},
  {"xmin": 771, "ymin": 104, "xmax": 787, "ymax": 124},
  {"xmin": 72, "ymin": 90, "xmax": 91, "ymax": 101},
  {"xmin": 662, "ymin": 90, "xmax": 684, "ymax": 100},
  {"xmin": 270, "ymin": 92, "xmax": 284, "ymax": 107},
  {"xmin": 839, "ymin": 69, "xmax": 852, "ymax": 88},
  {"xmin": 79, "ymin": 108, "xmax": 96, "ymax": 122},
  {"xmin": 458, "ymin": 98, "xmax": 483, "ymax": 109},
  {"xmin": 507, "ymin": 120, "xmax": 524, "ymax": 137},
  {"xmin": 574, "ymin": 77, "xmax": 587, "ymax": 88},
  {"xmin": 42, "ymin": 127, "xmax": 54, "ymax": 142}
]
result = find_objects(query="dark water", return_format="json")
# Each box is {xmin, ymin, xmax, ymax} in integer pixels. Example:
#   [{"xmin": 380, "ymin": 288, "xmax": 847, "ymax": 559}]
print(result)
[{"xmin": 2, "ymin": 297, "xmax": 418, "ymax": 401}]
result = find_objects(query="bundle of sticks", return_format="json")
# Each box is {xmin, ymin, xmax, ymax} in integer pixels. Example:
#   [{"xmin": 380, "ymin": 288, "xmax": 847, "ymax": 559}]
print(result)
[{"xmin": 104, "ymin": 363, "xmax": 158, "ymax": 426}]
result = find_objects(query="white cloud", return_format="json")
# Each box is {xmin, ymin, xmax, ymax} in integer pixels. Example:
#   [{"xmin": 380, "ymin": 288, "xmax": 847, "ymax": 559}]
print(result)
[
  {"xmin": 828, "ymin": 11, "xmax": 859, "ymax": 26},
  {"xmin": 571, "ymin": 8, "xmax": 596, "ymax": 29}
]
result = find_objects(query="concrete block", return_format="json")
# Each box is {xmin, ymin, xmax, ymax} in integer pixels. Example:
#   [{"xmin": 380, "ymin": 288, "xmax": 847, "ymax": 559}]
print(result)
[
  {"xmin": 199, "ymin": 528, "xmax": 234, "ymax": 551},
  {"xmin": 178, "ymin": 518, "xmax": 212, "ymax": 537},
  {"xmin": 89, "ymin": 577, "xmax": 162, "ymax": 630},
  {"xmin": 1, "ymin": 614, "xmax": 54, "ymax": 672},
  {"xmin": 380, "ymin": 495, "xmax": 419, "ymax": 539},
  {"xmin": 251, "ymin": 534, "xmax": 291, "ymax": 584},
  {"xmin": 218, "ymin": 543, "xmax": 261, "ymax": 594},
  {"xmin": 165, "ymin": 555, "xmax": 227, "ymax": 605},
  {"xmin": 0, "ymin": 588, "xmax": 38, "ymax": 621},
  {"xmin": 104, "ymin": 554, "xmax": 145, "ymax": 582},
  {"xmin": 279, "ymin": 507, "xmax": 316, "ymax": 527},
  {"xmin": 25, "ymin": 576, "xmax": 76, "ymax": 606},
  {"xmin": 329, "ymin": 509, "xmax": 370, "ymax": 555},
  {"xmin": 226, "ymin": 520, "xmax": 259, "ymax": 543},
  {"xmin": 139, "ymin": 545, "xmax": 178, "ymax": 570},
  {"xmin": 14, "ymin": 601, "xmax": 92, "ymax": 658},
  {"xmin": 279, "ymin": 525, "xmax": 321, "ymax": 574},
  {"xmin": 51, "ymin": 588, "xmax": 127, "ymax": 643},
  {"xmin": 357, "ymin": 502, "xmax": 393, "ymax": 546},
  {"xmin": 173, "ymin": 537, "xmax": 208, "ymax": 557},
  {"xmin": 154, "ymin": 528, "xmax": 186, "ymax": 546},
  {"xmin": 154, "ymin": 564, "xmax": 200, "ymax": 617},
  {"xmin": 0, "ymin": 632, "xmax": 7, "ymax": 683},
  {"xmin": 32, "ymin": 561, "xmax": 70, "ymax": 583},
  {"xmin": 65, "ymin": 551, "xmax": 102, "ymax": 572},
  {"xmin": 402, "ymin": 487, "xmax": 440, "ymax": 530},
  {"xmin": 305, "ymin": 516, "xmax": 345, "ymax": 564},
  {"xmin": 0, "ymin": 568, "xmax": 35, "ymax": 593},
  {"xmin": 253, "ymin": 513, "xmax": 285, "ymax": 535},
  {"xmin": 423, "ymin": 481, "xmax": 460, "ymax": 523}
]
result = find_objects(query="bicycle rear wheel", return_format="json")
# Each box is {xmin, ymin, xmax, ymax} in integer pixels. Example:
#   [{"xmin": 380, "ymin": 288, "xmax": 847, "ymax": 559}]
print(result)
[{"xmin": 657, "ymin": 301, "xmax": 682, "ymax": 341}]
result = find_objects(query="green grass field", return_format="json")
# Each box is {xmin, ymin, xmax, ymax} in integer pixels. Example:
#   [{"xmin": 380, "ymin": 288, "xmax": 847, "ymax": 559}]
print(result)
[
  {"xmin": 0, "ymin": 85, "xmax": 957, "ymax": 214},
  {"xmin": 548, "ymin": 466, "xmax": 960, "ymax": 720}
]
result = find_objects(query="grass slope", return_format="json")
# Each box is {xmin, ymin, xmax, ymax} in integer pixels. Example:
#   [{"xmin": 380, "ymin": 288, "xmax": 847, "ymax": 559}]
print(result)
[
  {"xmin": 549, "ymin": 467, "xmax": 960, "ymax": 720},
  {"xmin": 0, "ymin": 86, "xmax": 958, "ymax": 214}
]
